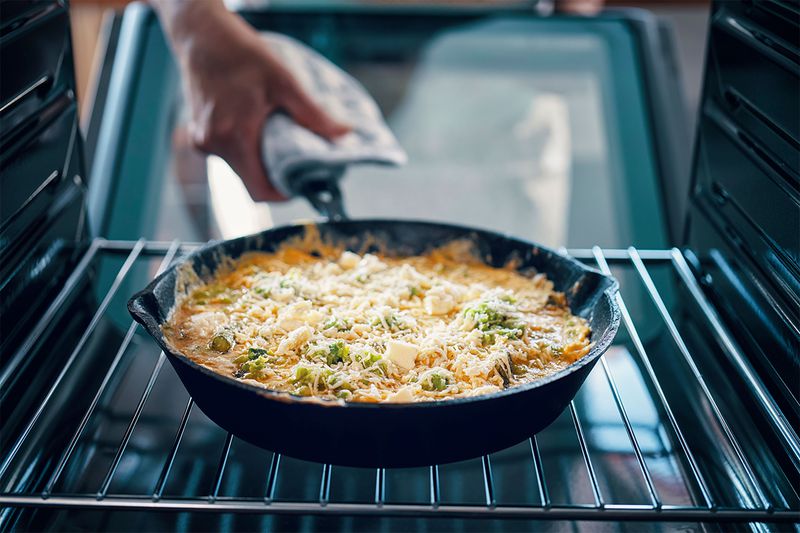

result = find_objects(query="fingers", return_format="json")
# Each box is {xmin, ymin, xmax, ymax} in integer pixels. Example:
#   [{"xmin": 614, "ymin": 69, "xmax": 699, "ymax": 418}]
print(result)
[
  {"xmin": 189, "ymin": 115, "xmax": 287, "ymax": 202},
  {"xmin": 279, "ymin": 78, "xmax": 351, "ymax": 140},
  {"xmin": 556, "ymin": 0, "xmax": 604, "ymax": 15}
]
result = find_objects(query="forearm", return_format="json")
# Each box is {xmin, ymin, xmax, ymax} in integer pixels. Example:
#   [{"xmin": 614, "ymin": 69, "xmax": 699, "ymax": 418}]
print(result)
[
  {"xmin": 150, "ymin": 0, "xmax": 232, "ymax": 56},
  {"xmin": 148, "ymin": 0, "xmax": 347, "ymax": 202}
]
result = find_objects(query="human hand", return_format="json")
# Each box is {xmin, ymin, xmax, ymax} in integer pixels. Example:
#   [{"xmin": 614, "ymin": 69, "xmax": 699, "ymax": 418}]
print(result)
[
  {"xmin": 555, "ymin": 0, "xmax": 604, "ymax": 15},
  {"xmin": 153, "ymin": 0, "xmax": 350, "ymax": 201}
]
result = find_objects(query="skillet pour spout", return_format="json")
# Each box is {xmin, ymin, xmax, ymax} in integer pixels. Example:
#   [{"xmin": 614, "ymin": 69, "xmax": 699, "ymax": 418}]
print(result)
[{"xmin": 128, "ymin": 220, "xmax": 620, "ymax": 468}]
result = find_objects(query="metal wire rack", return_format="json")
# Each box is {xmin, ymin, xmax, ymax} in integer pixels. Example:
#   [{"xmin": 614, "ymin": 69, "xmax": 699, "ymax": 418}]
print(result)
[{"xmin": 1, "ymin": 238, "xmax": 799, "ymax": 526}]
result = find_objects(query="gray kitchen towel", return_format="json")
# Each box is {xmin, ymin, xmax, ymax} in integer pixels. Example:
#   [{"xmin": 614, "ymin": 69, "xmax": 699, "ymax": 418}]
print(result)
[{"xmin": 260, "ymin": 33, "xmax": 406, "ymax": 198}]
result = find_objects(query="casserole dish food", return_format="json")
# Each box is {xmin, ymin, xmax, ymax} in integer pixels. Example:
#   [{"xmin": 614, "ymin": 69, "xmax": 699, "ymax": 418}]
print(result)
[
  {"xmin": 161, "ymin": 238, "xmax": 593, "ymax": 403},
  {"xmin": 129, "ymin": 216, "xmax": 620, "ymax": 467}
]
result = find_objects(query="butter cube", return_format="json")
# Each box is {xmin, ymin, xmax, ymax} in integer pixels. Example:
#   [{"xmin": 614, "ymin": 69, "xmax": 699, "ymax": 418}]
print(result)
[{"xmin": 384, "ymin": 340, "xmax": 419, "ymax": 371}]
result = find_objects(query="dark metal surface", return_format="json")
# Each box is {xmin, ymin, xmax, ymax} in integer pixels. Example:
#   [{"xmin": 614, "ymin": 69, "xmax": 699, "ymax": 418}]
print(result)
[
  {"xmin": 0, "ymin": 0, "xmax": 87, "ymax": 362},
  {"xmin": 686, "ymin": 0, "xmax": 800, "ymax": 450},
  {"xmin": 1, "ymin": 239, "xmax": 798, "ymax": 530},
  {"xmin": 128, "ymin": 221, "xmax": 620, "ymax": 467}
]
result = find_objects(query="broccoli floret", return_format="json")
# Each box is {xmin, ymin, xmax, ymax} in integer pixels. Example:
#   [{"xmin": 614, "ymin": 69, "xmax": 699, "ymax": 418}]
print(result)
[
  {"xmin": 427, "ymin": 373, "xmax": 449, "ymax": 391},
  {"xmin": 308, "ymin": 341, "xmax": 350, "ymax": 366},
  {"xmin": 464, "ymin": 300, "xmax": 523, "ymax": 338},
  {"xmin": 233, "ymin": 347, "xmax": 273, "ymax": 365},
  {"xmin": 327, "ymin": 341, "xmax": 349, "ymax": 365},
  {"xmin": 240, "ymin": 356, "xmax": 268, "ymax": 376},
  {"xmin": 237, "ymin": 348, "xmax": 279, "ymax": 378},
  {"xmin": 420, "ymin": 369, "xmax": 451, "ymax": 392},
  {"xmin": 292, "ymin": 365, "xmax": 332, "ymax": 391}
]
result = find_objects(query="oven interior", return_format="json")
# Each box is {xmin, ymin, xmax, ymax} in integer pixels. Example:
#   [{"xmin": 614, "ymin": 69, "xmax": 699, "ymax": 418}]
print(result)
[{"xmin": 1, "ymin": 1, "xmax": 798, "ymax": 530}]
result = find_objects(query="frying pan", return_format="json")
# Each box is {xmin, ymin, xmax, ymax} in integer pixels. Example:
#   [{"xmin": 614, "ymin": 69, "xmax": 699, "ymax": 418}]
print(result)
[{"xmin": 128, "ymin": 179, "xmax": 620, "ymax": 468}]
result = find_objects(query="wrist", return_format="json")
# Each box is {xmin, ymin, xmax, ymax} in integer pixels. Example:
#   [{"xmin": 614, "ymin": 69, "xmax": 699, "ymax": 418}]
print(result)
[{"xmin": 152, "ymin": 0, "xmax": 230, "ymax": 54}]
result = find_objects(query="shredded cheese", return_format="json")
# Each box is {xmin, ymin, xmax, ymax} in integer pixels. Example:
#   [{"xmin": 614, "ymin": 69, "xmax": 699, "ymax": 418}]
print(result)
[{"xmin": 162, "ymin": 240, "xmax": 591, "ymax": 403}]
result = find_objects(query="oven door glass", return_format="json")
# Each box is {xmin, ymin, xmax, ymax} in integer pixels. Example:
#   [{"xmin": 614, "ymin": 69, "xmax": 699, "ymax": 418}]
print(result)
[{"xmin": 89, "ymin": 5, "xmax": 669, "ymax": 251}]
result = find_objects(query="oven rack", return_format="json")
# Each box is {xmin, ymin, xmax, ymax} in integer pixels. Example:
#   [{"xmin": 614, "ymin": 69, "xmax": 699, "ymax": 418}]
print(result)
[{"xmin": 1, "ymin": 238, "xmax": 798, "ymax": 525}]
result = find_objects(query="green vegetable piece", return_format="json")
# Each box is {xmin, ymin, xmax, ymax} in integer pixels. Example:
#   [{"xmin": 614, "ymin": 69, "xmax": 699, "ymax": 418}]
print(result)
[
  {"xmin": 353, "ymin": 350, "xmax": 382, "ymax": 368},
  {"xmin": 193, "ymin": 284, "xmax": 233, "ymax": 305},
  {"xmin": 464, "ymin": 300, "xmax": 524, "ymax": 338},
  {"xmin": 324, "ymin": 317, "xmax": 351, "ymax": 331},
  {"xmin": 327, "ymin": 341, "xmax": 349, "ymax": 365},
  {"xmin": 209, "ymin": 329, "xmax": 234, "ymax": 353},
  {"xmin": 336, "ymin": 390, "xmax": 353, "ymax": 401},
  {"xmin": 369, "ymin": 359, "xmax": 388, "ymax": 376},
  {"xmin": 497, "ymin": 328, "xmax": 520, "ymax": 340},
  {"xmin": 240, "ymin": 356, "xmax": 268, "ymax": 376},
  {"xmin": 248, "ymin": 347, "xmax": 271, "ymax": 359},
  {"xmin": 236, "ymin": 348, "xmax": 276, "ymax": 371},
  {"xmin": 550, "ymin": 345, "xmax": 564, "ymax": 358},
  {"xmin": 294, "ymin": 366, "xmax": 312, "ymax": 382},
  {"xmin": 430, "ymin": 374, "xmax": 448, "ymax": 391},
  {"xmin": 409, "ymin": 286, "xmax": 421, "ymax": 297},
  {"xmin": 372, "ymin": 313, "xmax": 402, "ymax": 331},
  {"xmin": 295, "ymin": 385, "xmax": 312, "ymax": 397},
  {"xmin": 421, "ymin": 371, "xmax": 450, "ymax": 392}
]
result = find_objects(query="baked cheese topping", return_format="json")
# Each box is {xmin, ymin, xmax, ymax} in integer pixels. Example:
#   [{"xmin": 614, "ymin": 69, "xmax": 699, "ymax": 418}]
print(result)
[{"xmin": 162, "ymin": 241, "xmax": 591, "ymax": 403}]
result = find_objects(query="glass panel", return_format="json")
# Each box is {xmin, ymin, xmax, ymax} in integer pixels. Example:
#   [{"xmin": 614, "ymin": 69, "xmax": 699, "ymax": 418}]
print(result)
[{"xmin": 103, "ymin": 9, "xmax": 668, "ymax": 250}]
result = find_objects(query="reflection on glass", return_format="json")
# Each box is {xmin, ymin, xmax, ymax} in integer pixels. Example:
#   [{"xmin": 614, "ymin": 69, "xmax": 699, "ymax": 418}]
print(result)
[{"xmin": 157, "ymin": 16, "xmax": 666, "ymax": 249}]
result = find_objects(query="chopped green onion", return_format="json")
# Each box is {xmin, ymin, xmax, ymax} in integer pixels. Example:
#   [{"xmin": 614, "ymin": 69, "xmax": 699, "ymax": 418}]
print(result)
[
  {"xmin": 209, "ymin": 329, "xmax": 234, "ymax": 353},
  {"xmin": 336, "ymin": 390, "xmax": 353, "ymax": 400},
  {"xmin": 324, "ymin": 317, "xmax": 351, "ymax": 331}
]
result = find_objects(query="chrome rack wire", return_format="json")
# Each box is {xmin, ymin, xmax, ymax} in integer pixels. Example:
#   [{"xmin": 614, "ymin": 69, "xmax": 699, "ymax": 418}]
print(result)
[{"xmin": 1, "ymin": 238, "xmax": 798, "ymax": 524}]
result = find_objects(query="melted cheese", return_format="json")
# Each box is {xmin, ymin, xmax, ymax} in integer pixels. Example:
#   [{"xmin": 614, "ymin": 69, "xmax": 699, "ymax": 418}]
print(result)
[{"xmin": 162, "ymin": 240, "xmax": 592, "ymax": 403}]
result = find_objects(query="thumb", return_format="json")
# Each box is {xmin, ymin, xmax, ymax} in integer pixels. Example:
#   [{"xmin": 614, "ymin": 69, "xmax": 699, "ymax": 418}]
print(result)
[{"xmin": 281, "ymin": 85, "xmax": 351, "ymax": 140}]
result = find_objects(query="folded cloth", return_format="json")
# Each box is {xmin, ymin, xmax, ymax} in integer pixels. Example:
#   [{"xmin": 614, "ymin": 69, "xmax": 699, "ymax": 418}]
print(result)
[{"xmin": 260, "ymin": 33, "xmax": 407, "ymax": 198}]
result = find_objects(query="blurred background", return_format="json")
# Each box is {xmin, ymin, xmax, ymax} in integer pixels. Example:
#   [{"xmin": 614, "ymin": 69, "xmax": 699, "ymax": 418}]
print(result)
[
  {"xmin": 74, "ymin": 0, "xmax": 712, "ymax": 253},
  {"xmin": 70, "ymin": 0, "xmax": 710, "ymax": 133}
]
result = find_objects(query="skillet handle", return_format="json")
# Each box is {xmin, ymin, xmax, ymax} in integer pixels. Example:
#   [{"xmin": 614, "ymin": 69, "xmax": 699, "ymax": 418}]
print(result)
[
  {"xmin": 279, "ymin": 167, "xmax": 349, "ymax": 222},
  {"xmin": 300, "ymin": 179, "xmax": 348, "ymax": 222}
]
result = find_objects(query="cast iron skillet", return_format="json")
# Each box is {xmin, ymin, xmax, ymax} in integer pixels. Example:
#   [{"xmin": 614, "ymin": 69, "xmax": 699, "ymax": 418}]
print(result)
[{"xmin": 128, "ymin": 180, "xmax": 620, "ymax": 468}]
